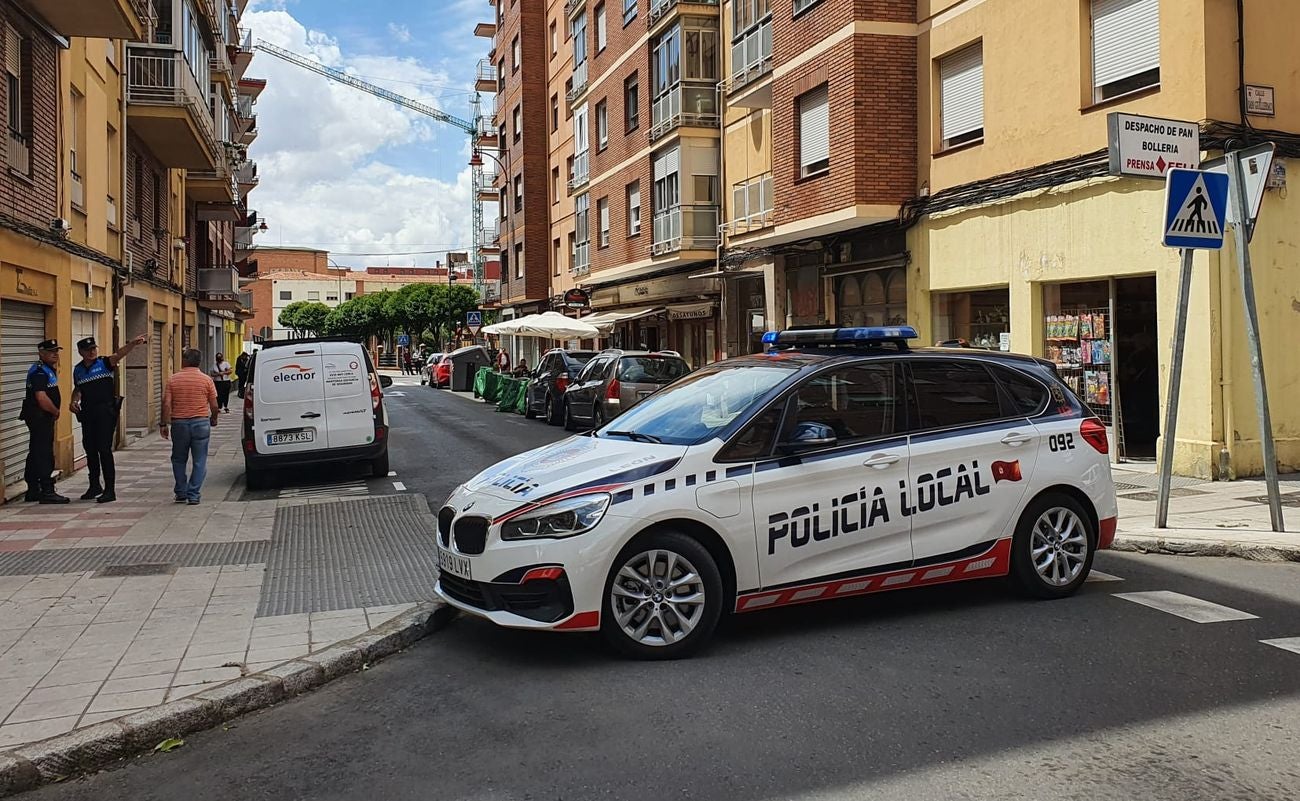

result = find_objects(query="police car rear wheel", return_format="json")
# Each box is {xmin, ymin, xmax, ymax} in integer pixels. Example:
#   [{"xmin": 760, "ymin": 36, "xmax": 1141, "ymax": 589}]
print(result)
[
  {"xmin": 602, "ymin": 532, "xmax": 723, "ymax": 659},
  {"xmin": 1010, "ymin": 493, "xmax": 1094, "ymax": 599}
]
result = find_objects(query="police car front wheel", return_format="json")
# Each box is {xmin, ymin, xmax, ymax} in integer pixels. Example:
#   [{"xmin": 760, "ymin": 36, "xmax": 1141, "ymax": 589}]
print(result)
[
  {"xmin": 602, "ymin": 532, "xmax": 723, "ymax": 660},
  {"xmin": 1009, "ymin": 493, "xmax": 1095, "ymax": 599}
]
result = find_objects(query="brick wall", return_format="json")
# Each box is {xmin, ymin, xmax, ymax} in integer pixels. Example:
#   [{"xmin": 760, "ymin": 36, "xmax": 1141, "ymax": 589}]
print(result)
[
  {"xmin": 255, "ymin": 248, "xmax": 330, "ymax": 274},
  {"xmin": 0, "ymin": 6, "xmax": 59, "ymax": 231},
  {"xmin": 125, "ymin": 132, "xmax": 171, "ymax": 273},
  {"xmin": 772, "ymin": 0, "xmax": 914, "ymax": 67}
]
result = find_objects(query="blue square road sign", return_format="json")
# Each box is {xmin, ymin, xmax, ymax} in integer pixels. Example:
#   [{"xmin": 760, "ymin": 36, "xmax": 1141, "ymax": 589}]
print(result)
[{"xmin": 1163, "ymin": 168, "xmax": 1229, "ymax": 250}]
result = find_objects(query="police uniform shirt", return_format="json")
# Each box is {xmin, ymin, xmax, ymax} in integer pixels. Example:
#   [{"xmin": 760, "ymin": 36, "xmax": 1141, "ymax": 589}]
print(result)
[
  {"xmin": 73, "ymin": 356, "xmax": 116, "ymax": 409},
  {"xmin": 23, "ymin": 363, "xmax": 60, "ymax": 420}
]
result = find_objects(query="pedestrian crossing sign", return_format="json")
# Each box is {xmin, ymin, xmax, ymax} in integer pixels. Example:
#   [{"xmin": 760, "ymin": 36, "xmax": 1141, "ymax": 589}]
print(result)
[{"xmin": 1163, "ymin": 168, "xmax": 1229, "ymax": 250}]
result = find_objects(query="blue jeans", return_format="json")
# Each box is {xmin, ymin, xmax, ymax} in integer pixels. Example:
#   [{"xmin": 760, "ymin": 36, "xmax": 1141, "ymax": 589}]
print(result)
[{"xmin": 170, "ymin": 418, "xmax": 211, "ymax": 502}]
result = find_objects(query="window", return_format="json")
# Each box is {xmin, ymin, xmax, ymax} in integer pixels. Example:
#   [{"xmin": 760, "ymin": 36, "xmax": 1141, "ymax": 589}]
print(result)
[
  {"xmin": 551, "ymin": 93, "xmax": 559, "ymax": 132},
  {"xmin": 514, "ymin": 175, "xmax": 523, "ymax": 213},
  {"xmin": 326, "ymin": 293, "xmax": 338, "ymax": 302},
  {"xmin": 938, "ymin": 42, "xmax": 984, "ymax": 149},
  {"xmin": 6, "ymin": 26, "xmax": 30, "ymax": 173},
  {"xmin": 790, "ymin": 364, "xmax": 897, "ymax": 445},
  {"xmin": 513, "ymin": 105, "xmax": 522, "ymax": 141},
  {"xmin": 993, "ymin": 366, "xmax": 1050, "ymax": 416},
  {"xmin": 552, "ymin": 166, "xmax": 560, "ymax": 203},
  {"xmin": 550, "ymin": 21, "xmax": 557, "ymax": 55},
  {"xmin": 500, "ymin": 251, "xmax": 509, "ymax": 282},
  {"xmin": 512, "ymin": 35, "xmax": 520, "ymax": 71},
  {"xmin": 623, "ymin": 0, "xmax": 638, "ymax": 25},
  {"xmin": 307, "ymin": 291, "xmax": 320, "ymax": 302},
  {"xmin": 595, "ymin": 3, "xmax": 607, "ymax": 51},
  {"xmin": 798, "ymin": 84, "xmax": 829, "ymax": 177},
  {"xmin": 595, "ymin": 99, "xmax": 608, "ymax": 150},
  {"xmin": 567, "ymin": 232, "xmax": 576, "ymax": 272},
  {"xmin": 909, "ymin": 361, "xmax": 1004, "ymax": 430},
  {"xmin": 793, "ymin": 0, "xmax": 821, "ymax": 14},
  {"xmin": 69, "ymin": 89, "xmax": 84, "ymax": 199},
  {"xmin": 279, "ymin": 290, "xmax": 292, "ymax": 301},
  {"xmin": 1091, "ymin": 0, "xmax": 1159, "ymax": 102},
  {"xmin": 573, "ymin": 103, "xmax": 589, "ymax": 185},
  {"xmin": 731, "ymin": 0, "xmax": 772, "ymax": 85},
  {"xmin": 514, "ymin": 243, "xmax": 524, "ymax": 279},
  {"xmin": 717, "ymin": 405, "xmax": 783, "ymax": 462},
  {"xmin": 152, "ymin": 172, "xmax": 161, "ymax": 233},
  {"xmin": 553, "ymin": 238, "xmax": 561, "ymax": 276},
  {"xmin": 624, "ymin": 72, "xmax": 640, "ymax": 132},
  {"xmin": 345, "ymin": 292, "xmax": 355, "ymax": 300},
  {"xmin": 574, "ymin": 194, "xmax": 590, "ymax": 273},
  {"xmin": 598, "ymin": 197, "xmax": 610, "ymax": 247},
  {"xmin": 566, "ymin": 155, "xmax": 574, "ymax": 183},
  {"xmin": 627, "ymin": 181, "xmax": 641, "ymax": 236}
]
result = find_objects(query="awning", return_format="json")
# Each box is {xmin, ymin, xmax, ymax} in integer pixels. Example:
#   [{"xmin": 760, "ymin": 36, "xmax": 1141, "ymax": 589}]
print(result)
[
  {"xmin": 581, "ymin": 307, "xmax": 665, "ymax": 332},
  {"xmin": 666, "ymin": 302, "xmax": 715, "ymax": 321},
  {"xmin": 688, "ymin": 267, "xmax": 765, "ymax": 279}
]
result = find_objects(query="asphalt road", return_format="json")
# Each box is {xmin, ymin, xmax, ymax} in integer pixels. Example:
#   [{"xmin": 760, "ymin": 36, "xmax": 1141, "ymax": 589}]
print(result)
[{"xmin": 32, "ymin": 380, "xmax": 1300, "ymax": 801}]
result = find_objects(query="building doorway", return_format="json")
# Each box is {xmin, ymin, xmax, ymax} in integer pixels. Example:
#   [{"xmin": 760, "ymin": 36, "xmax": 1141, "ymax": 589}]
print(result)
[{"xmin": 1114, "ymin": 276, "xmax": 1159, "ymax": 460}]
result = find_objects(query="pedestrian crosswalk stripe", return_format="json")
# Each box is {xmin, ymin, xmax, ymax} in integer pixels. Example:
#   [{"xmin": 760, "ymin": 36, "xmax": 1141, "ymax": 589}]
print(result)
[
  {"xmin": 1260, "ymin": 637, "xmax": 1300, "ymax": 656},
  {"xmin": 1086, "ymin": 570, "xmax": 1123, "ymax": 583},
  {"xmin": 1113, "ymin": 590, "xmax": 1258, "ymax": 623}
]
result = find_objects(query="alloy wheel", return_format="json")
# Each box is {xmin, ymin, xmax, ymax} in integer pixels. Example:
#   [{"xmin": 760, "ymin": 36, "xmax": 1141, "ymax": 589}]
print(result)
[
  {"xmin": 1030, "ymin": 507, "xmax": 1089, "ymax": 586},
  {"xmin": 609, "ymin": 549, "xmax": 707, "ymax": 647}
]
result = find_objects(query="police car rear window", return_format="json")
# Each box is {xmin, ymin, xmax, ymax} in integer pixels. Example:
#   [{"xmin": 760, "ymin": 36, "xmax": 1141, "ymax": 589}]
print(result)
[
  {"xmin": 910, "ymin": 361, "xmax": 1002, "ymax": 429},
  {"xmin": 992, "ymin": 365, "xmax": 1049, "ymax": 416}
]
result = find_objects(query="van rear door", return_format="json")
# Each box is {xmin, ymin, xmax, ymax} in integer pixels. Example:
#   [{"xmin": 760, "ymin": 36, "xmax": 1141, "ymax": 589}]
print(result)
[
  {"xmin": 322, "ymin": 344, "xmax": 376, "ymax": 449},
  {"xmin": 254, "ymin": 346, "xmax": 327, "ymax": 455}
]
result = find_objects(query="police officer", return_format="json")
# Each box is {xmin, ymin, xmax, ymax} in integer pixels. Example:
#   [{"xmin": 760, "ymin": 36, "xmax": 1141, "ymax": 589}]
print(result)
[
  {"xmin": 21, "ymin": 340, "xmax": 67, "ymax": 504},
  {"xmin": 71, "ymin": 334, "xmax": 147, "ymax": 504}
]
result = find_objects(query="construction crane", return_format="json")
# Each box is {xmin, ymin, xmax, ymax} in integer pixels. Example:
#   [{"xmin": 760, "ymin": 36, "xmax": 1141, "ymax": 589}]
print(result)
[{"xmin": 252, "ymin": 39, "xmax": 494, "ymax": 296}]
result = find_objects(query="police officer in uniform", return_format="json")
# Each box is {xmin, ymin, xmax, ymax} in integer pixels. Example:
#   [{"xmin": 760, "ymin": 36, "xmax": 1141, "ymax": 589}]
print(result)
[
  {"xmin": 20, "ymin": 340, "xmax": 68, "ymax": 504},
  {"xmin": 71, "ymin": 334, "xmax": 147, "ymax": 504}
]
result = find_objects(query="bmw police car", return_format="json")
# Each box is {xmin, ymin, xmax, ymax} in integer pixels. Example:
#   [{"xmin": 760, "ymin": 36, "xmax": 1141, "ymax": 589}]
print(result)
[{"xmin": 435, "ymin": 326, "xmax": 1117, "ymax": 659}]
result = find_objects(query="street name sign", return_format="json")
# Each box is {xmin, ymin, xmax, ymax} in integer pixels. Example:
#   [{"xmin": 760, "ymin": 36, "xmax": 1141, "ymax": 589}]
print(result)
[
  {"xmin": 1108, "ymin": 113, "xmax": 1200, "ymax": 179},
  {"xmin": 1162, "ymin": 169, "xmax": 1228, "ymax": 250}
]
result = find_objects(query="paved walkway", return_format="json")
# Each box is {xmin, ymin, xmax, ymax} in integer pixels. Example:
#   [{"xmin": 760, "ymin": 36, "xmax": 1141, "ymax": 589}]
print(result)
[{"xmin": 0, "ymin": 420, "xmax": 425, "ymax": 750}]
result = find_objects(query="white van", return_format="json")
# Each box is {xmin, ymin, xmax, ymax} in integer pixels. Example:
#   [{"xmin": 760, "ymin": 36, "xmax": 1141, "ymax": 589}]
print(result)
[{"xmin": 242, "ymin": 339, "xmax": 392, "ymax": 490}]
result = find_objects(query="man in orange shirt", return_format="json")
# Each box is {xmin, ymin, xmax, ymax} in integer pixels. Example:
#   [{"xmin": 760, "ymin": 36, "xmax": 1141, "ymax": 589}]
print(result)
[{"xmin": 161, "ymin": 348, "xmax": 219, "ymax": 505}]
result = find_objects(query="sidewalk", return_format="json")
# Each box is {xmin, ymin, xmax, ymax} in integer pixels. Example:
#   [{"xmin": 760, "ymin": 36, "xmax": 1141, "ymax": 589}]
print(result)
[
  {"xmin": 1110, "ymin": 463, "xmax": 1300, "ymax": 561},
  {"xmin": 0, "ymin": 418, "xmax": 438, "ymax": 755}
]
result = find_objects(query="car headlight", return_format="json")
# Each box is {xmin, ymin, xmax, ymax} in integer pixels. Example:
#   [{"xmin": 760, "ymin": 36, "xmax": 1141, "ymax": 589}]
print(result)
[{"xmin": 500, "ymin": 494, "xmax": 611, "ymax": 541}]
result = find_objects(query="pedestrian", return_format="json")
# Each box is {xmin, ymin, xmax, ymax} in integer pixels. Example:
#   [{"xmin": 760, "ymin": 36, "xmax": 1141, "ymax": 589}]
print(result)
[
  {"xmin": 515, "ymin": 357, "xmax": 529, "ymax": 377},
  {"xmin": 211, "ymin": 353, "xmax": 233, "ymax": 413},
  {"xmin": 497, "ymin": 347, "xmax": 511, "ymax": 374},
  {"xmin": 19, "ymin": 339, "xmax": 68, "ymax": 504},
  {"xmin": 71, "ymin": 333, "xmax": 147, "ymax": 504},
  {"xmin": 403, "ymin": 348, "xmax": 414, "ymax": 376},
  {"xmin": 235, "ymin": 350, "xmax": 251, "ymax": 398},
  {"xmin": 161, "ymin": 349, "xmax": 219, "ymax": 505}
]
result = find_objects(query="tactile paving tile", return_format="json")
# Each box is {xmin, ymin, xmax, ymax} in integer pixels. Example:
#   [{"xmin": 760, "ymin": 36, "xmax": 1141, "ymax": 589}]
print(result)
[
  {"xmin": 0, "ymin": 541, "xmax": 269, "ymax": 577},
  {"xmin": 258, "ymin": 494, "xmax": 438, "ymax": 616},
  {"xmin": 1241, "ymin": 492, "xmax": 1300, "ymax": 508}
]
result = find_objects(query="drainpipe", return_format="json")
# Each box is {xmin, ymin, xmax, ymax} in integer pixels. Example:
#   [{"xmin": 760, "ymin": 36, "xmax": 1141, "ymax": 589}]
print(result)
[
  {"xmin": 715, "ymin": 79, "xmax": 726, "ymax": 362},
  {"xmin": 115, "ymin": 37, "xmax": 130, "ymax": 449}
]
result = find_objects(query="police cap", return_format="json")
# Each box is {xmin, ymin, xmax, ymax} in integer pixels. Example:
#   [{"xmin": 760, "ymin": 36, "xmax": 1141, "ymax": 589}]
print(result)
[
  {"xmin": 37, "ymin": 340, "xmax": 61, "ymax": 352},
  {"xmin": 76, "ymin": 337, "xmax": 98, "ymax": 351}
]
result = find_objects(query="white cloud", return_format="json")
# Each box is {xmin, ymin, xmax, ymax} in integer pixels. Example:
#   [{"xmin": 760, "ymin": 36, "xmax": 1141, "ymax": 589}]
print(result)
[
  {"xmin": 243, "ymin": 9, "xmax": 481, "ymax": 268},
  {"xmin": 387, "ymin": 22, "xmax": 413, "ymax": 44}
]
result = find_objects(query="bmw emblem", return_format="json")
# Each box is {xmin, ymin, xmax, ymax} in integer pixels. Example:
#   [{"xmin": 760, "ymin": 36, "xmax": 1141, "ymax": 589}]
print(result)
[{"xmin": 462, "ymin": 500, "xmax": 475, "ymax": 512}]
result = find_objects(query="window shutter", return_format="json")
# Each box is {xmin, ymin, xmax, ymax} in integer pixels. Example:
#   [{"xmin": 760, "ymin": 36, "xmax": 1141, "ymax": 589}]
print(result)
[
  {"xmin": 939, "ymin": 43, "xmax": 983, "ymax": 141},
  {"xmin": 1092, "ymin": 0, "xmax": 1159, "ymax": 88},
  {"xmin": 5, "ymin": 27, "xmax": 20, "ymax": 76},
  {"xmin": 798, "ymin": 85, "xmax": 829, "ymax": 170}
]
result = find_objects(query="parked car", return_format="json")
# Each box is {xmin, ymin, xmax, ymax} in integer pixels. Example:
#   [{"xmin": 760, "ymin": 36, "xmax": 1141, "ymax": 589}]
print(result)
[
  {"xmin": 420, "ymin": 352, "xmax": 443, "ymax": 385},
  {"xmin": 524, "ymin": 349, "xmax": 597, "ymax": 425},
  {"xmin": 562, "ymin": 350, "xmax": 691, "ymax": 431},
  {"xmin": 242, "ymin": 338, "xmax": 392, "ymax": 491}
]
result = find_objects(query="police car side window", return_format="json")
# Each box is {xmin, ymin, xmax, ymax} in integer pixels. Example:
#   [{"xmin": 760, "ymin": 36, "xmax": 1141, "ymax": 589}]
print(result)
[
  {"xmin": 717, "ymin": 404, "xmax": 784, "ymax": 461},
  {"xmin": 908, "ymin": 360, "xmax": 1004, "ymax": 430},
  {"xmin": 790, "ymin": 363, "xmax": 897, "ymax": 445},
  {"xmin": 992, "ymin": 365, "xmax": 1049, "ymax": 416}
]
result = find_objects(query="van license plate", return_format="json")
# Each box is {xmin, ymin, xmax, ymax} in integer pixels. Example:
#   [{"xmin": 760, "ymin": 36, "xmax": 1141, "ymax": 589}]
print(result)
[
  {"xmin": 268, "ymin": 430, "xmax": 314, "ymax": 446},
  {"xmin": 437, "ymin": 546, "xmax": 471, "ymax": 580}
]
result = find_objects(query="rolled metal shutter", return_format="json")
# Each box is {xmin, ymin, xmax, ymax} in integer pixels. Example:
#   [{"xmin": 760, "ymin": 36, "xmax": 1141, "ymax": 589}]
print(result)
[
  {"xmin": 70, "ymin": 310, "xmax": 102, "ymax": 466},
  {"xmin": 1092, "ymin": 0, "xmax": 1159, "ymax": 89},
  {"xmin": 152, "ymin": 322, "xmax": 164, "ymax": 421},
  {"xmin": 798, "ymin": 84, "xmax": 829, "ymax": 171},
  {"xmin": 939, "ymin": 43, "xmax": 984, "ymax": 141},
  {"xmin": 1, "ymin": 302, "xmax": 48, "ymax": 489}
]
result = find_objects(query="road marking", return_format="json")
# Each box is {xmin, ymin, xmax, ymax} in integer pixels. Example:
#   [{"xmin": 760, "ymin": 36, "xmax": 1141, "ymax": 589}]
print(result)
[
  {"xmin": 393, "ymin": 481, "xmax": 406, "ymax": 492},
  {"xmin": 279, "ymin": 480, "xmax": 370, "ymax": 499},
  {"xmin": 1113, "ymin": 591, "xmax": 1258, "ymax": 623},
  {"xmin": 387, "ymin": 471, "xmax": 398, "ymax": 477},
  {"xmin": 1261, "ymin": 637, "xmax": 1300, "ymax": 656},
  {"xmin": 1086, "ymin": 570, "xmax": 1123, "ymax": 583}
]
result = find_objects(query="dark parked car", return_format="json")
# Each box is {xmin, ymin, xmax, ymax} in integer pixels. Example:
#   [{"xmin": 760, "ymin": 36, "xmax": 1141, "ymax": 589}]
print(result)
[
  {"xmin": 524, "ymin": 349, "xmax": 597, "ymax": 425},
  {"xmin": 562, "ymin": 350, "xmax": 691, "ymax": 431}
]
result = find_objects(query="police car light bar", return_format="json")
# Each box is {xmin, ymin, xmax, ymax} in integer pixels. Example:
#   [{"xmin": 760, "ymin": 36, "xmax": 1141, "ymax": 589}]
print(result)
[{"xmin": 762, "ymin": 326, "xmax": 919, "ymax": 347}]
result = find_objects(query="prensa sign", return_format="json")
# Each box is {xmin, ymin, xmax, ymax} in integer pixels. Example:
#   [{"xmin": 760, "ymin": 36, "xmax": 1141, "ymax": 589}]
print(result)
[{"xmin": 1107, "ymin": 112, "xmax": 1200, "ymax": 179}]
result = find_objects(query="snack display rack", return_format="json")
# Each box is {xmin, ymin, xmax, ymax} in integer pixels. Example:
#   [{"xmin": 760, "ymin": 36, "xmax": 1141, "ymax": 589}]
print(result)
[{"xmin": 1043, "ymin": 306, "xmax": 1115, "ymax": 428}]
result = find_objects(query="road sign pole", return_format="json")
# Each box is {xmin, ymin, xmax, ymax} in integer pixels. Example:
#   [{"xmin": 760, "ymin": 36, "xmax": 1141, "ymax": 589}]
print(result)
[
  {"xmin": 1226, "ymin": 151, "xmax": 1285, "ymax": 532},
  {"xmin": 1156, "ymin": 248, "xmax": 1195, "ymax": 529}
]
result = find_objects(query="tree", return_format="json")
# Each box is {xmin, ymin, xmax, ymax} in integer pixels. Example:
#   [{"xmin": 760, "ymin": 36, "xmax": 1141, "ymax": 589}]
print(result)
[{"xmin": 278, "ymin": 301, "xmax": 331, "ymax": 337}]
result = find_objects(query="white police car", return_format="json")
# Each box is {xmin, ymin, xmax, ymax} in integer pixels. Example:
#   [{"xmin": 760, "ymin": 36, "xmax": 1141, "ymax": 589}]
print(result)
[{"xmin": 435, "ymin": 327, "xmax": 1118, "ymax": 659}]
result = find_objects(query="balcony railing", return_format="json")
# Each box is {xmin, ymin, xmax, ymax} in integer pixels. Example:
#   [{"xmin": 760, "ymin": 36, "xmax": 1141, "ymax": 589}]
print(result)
[
  {"xmin": 652, "ymin": 204, "xmax": 719, "ymax": 255},
  {"xmin": 476, "ymin": 59, "xmax": 499, "ymax": 90},
  {"xmin": 568, "ymin": 151, "xmax": 590, "ymax": 193},
  {"xmin": 649, "ymin": 84, "xmax": 719, "ymax": 141},
  {"xmin": 649, "ymin": 0, "xmax": 718, "ymax": 28},
  {"xmin": 71, "ymin": 171, "xmax": 85, "ymax": 208},
  {"xmin": 199, "ymin": 267, "xmax": 239, "ymax": 296},
  {"xmin": 566, "ymin": 0, "xmax": 585, "ymax": 18},
  {"xmin": 728, "ymin": 19, "xmax": 772, "ymax": 93},
  {"xmin": 236, "ymin": 160, "xmax": 259, "ymax": 188},
  {"xmin": 126, "ymin": 45, "xmax": 218, "ymax": 157},
  {"xmin": 572, "ymin": 240, "xmax": 590, "ymax": 276},
  {"xmin": 568, "ymin": 60, "xmax": 589, "ymax": 104},
  {"xmin": 723, "ymin": 173, "xmax": 773, "ymax": 236},
  {"xmin": 6, "ymin": 131, "xmax": 29, "ymax": 174}
]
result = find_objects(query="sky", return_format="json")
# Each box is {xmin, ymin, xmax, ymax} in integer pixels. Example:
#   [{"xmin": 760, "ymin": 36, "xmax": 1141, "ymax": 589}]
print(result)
[{"xmin": 243, "ymin": 0, "xmax": 492, "ymax": 269}]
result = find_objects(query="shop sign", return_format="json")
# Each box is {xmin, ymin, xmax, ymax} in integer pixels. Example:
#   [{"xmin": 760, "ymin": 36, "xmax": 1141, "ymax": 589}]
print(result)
[
  {"xmin": 1107, "ymin": 113, "xmax": 1199, "ymax": 179},
  {"xmin": 998, "ymin": 332, "xmax": 1011, "ymax": 352},
  {"xmin": 562, "ymin": 287, "xmax": 590, "ymax": 309},
  {"xmin": 668, "ymin": 304, "xmax": 714, "ymax": 320},
  {"xmin": 1, "ymin": 267, "xmax": 55, "ymax": 304},
  {"xmin": 1246, "ymin": 85, "xmax": 1275, "ymax": 117}
]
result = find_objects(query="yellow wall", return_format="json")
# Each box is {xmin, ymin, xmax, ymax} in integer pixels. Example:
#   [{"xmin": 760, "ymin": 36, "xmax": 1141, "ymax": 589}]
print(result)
[
  {"xmin": 724, "ymin": 108, "xmax": 772, "ymax": 222},
  {"xmin": 63, "ymin": 37, "xmax": 124, "ymax": 262}
]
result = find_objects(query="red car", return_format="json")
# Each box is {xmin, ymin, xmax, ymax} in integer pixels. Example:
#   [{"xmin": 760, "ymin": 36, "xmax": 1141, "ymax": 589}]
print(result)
[{"xmin": 432, "ymin": 355, "xmax": 451, "ymax": 388}]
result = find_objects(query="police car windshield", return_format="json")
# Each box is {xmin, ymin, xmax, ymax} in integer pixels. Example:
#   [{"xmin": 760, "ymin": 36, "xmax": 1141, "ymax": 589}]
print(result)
[{"xmin": 598, "ymin": 364, "xmax": 796, "ymax": 446}]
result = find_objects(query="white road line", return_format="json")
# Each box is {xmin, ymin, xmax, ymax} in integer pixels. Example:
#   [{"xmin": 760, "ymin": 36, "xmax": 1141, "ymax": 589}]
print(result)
[
  {"xmin": 1261, "ymin": 637, "xmax": 1300, "ymax": 656},
  {"xmin": 387, "ymin": 471, "xmax": 398, "ymax": 477},
  {"xmin": 1086, "ymin": 570, "xmax": 1124, "ymax": 583},
  {"xmin": 1113, "ymin": 591, "xmax": 1259, "ymax": 623},
  {"xmin": 393, "ymin": 481, "xmax": 407, "ymax": 492}
]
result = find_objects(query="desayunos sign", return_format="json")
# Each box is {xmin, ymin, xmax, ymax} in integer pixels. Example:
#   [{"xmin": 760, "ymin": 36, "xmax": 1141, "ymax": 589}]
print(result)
[{"xmin": 1107, "ymin": 113, "xmax": 1200, "ymax": 179}]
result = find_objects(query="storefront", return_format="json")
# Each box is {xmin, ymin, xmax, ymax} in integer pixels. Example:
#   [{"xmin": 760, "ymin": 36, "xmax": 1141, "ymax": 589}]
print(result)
[
  {"xmin": 781, "ymin": 226, "xmax": 911, "ymax": 331},
  {"xmin": 931, "ymin": 288, "xmax": 1011, "ymax": 349},
  {"xmin": 583, "ymin": 265, "xmax": 721, "ymax": 368}
]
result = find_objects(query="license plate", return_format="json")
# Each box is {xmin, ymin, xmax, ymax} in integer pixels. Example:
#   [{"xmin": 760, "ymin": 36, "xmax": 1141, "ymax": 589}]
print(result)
[
  {"xmin": 437, "ymin": 546, "xmax": 471, "ymax": 580},
  {"xmin": 637, "ymin": 390, "xmax": 653, "ymax": 400},
  {"xmin": 267, "ymin": 430, "xmax": 314, "ymax": 445}
]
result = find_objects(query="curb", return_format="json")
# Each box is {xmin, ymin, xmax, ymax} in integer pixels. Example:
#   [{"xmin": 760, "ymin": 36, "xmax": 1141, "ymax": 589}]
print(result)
[
  {"xmin": 0, "ymin": 600, "xmax": 457, "ymax": 797},
  {"xmin": 1111, "ymin": 534, "xmax": 1300, "ymax": 563}
]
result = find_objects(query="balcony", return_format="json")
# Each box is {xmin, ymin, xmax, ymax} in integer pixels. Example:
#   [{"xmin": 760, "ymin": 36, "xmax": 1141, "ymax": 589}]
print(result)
[
  {"xmin": 572, "ymin": 240, "xmax": 590, "ymax": 276},
  {"xmin": 6, "ymin": 132, "xmax": 30, "ymax": 176},
  {"xmin": 474, "ymin": 21, "xmax": 497, "ymax": 37},
  {"xmin": 476, "ymin": 167, "xmax": 498, "ymax": 201},
  {"xmin": 648, "ymin": 0, "xmax": 718, "ymax": 32},
  {"xmin": 568, "ymin": 151, "xmax": 589, "ymax": 193},
  {"xmin": 209, "ymin": 43, "xmax": 234, "ymax": 88},
  {"xmin": 126, "ymin": 45, "xmax": 219, "ymax": 170},
  {"xmin": 476, "ymin": 116, "xmax": 498, "ymax": 148},
  {"xmin": 236, "ymin": 94, "xmax": 257, "ymax": 133},
  {"xmin": 725, "ymin": 20, "xmax": 773, "ymax": 106},
  {"xmin": 232, "ymin": 27, "xmax": 255, "ymax": 80},
  {"xmin": 20, "ymin": 0, "xmax": 146, "ymax": 38},
  {"xmin": 236, "ymin": 160, "xmax": 259, "ymax": 194},
  {"xmin": 475, "ymin": 60, "xmax": 499, "ymax": 93},
  {"xmin": 567, "ymin": 60, "xmax": 589, "ymax": 104},
  {"xmin": 649, "ymin": 84, "xmax": 719, "ymax": 142},
  {"xmin": 722, "ymin": 174, "xmax": 773, "ymax": 236},
  {"xmin": 198, "ymin": 268, "xmax": 243, "ymax": 311},
  {"xmin": 652, "ymin": 204, "xmax": 719, "ymax": 255},
  {"xmin": 566, "ymin": 0, "xmax": 585, "ymax": 18}
]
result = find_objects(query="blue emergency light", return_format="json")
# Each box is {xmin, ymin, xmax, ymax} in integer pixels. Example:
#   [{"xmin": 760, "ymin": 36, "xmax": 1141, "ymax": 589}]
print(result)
[{"xmin": 762, "ymin": 326, "xmax": 919, "ymax": 347}]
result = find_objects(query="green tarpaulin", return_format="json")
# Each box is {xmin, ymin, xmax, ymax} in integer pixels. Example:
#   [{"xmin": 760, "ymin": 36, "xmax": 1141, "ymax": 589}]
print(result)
[
  {"xmin": 496, "ymin": 377, "xmax": 526, "ymax": 414},
  {"xmin": 473, "ymin": 366, "xmax": 491, "ymax": 399}
]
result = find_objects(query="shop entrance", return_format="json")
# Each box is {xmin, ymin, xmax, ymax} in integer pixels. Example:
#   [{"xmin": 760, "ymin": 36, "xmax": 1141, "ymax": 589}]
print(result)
[{"xmin": 1041, "ymin": 277, "xmax": 1158, "ymax": 461}]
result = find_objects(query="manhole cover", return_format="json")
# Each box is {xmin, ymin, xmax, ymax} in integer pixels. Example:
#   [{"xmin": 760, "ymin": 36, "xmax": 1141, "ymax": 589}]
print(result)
[
  {"xmin": 1119, "ymin": 488, "xmax": 1209, "ymax": 502},
  {"xmin": 93, "ymin": 563, "xmax": 176, "ymax": 578},
  {"xmin": 1113, "ymin": 482, "xmax": 1145, "ymax": 492},
  {"xmin": 1242, "ymin": 493, "xmax": 1300, "ymax": 507}
]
